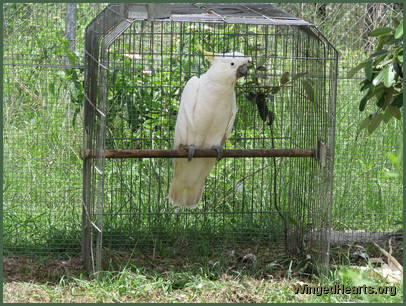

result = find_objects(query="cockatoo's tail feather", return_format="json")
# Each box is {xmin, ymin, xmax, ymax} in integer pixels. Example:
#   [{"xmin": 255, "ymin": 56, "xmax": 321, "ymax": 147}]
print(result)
[{"xmin": 168, "ymin": 158, "xmax": 216, "ymax": 208}]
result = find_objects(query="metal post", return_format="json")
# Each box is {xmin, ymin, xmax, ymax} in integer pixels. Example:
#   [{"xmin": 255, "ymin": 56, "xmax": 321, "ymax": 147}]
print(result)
[{"xmin": 65, "ymin": 3, "xmax": 77, "ymax": 62}]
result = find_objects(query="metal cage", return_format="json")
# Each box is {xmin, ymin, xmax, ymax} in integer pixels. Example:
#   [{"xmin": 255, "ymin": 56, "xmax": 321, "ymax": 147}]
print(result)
[{"xmin": 82, "ymin": 3, "xmax": 338, "ymax": 274}]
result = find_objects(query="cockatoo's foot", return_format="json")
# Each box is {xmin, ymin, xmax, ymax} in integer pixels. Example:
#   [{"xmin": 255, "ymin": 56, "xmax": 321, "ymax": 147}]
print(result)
[
  {"xmin": 211, "ymin": 145, "xmax": 224, "ymax": 161},
  {"xmin": 186, "ymin": 144, "xmax": 196, "ymax": 161}
]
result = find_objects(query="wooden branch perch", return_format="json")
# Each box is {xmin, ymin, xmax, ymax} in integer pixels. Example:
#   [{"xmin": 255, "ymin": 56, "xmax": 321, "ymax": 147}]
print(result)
[{"xmin": 81, "ymin": 148, "xmax": 316, "ymax": 159}]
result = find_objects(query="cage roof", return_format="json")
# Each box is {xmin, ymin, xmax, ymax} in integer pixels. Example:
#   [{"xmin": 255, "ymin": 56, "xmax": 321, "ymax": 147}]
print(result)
[{"xmin": 124, "ymin": 3, "xmax": 313, "ymax": 26}]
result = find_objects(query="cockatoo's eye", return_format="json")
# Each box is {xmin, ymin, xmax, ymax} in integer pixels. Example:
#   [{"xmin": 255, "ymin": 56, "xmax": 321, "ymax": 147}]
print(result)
[{"xmin": 230, "ymin": 62, "xmax": 235, "ymax": 66}]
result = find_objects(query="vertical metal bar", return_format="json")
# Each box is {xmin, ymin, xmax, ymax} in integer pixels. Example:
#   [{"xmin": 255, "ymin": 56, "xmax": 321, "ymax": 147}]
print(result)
[
  {"xmin": 82, "ymin": 3, "xmax": 125, "ymax": 276},
  {"xmin": 321, "ymin": 46, "xmax": 339, "ymax": 272},
  {"xmin": 0, "ymin": 3, "xmax": 4, "ymax": 280},
  {"xmin": 82, "ymin": 30, "xmax": 98, "ymax": 274},
  {"xmin": 65, "ymin": 3, "xmax": 77, "ymax": 52},
  {"xmin": 93, "ymin": 24, "xmax": 111, "ymax": 279}
]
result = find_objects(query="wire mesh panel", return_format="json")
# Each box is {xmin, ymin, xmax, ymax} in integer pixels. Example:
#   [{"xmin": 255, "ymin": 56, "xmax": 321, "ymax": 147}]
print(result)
[
  {"xmin": 3, "ymin": 2, "xmax": 401, "ymax": 269},
  {"xmin": 283, "ymin": 3, "xmax": 403, "ymax": 238},
  {"xmin": 83, "ymin": 3, "xmax": 338, "ymax": 273},
  {"xmin": 3, "ymin": 3, "xmax": 106, "ymax": 256}
]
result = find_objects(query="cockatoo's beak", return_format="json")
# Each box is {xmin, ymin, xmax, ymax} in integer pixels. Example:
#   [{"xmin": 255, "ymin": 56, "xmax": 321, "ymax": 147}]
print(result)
[{"xmin": 236, "ymin": 64, "xmax": 248, "ymax": 78}]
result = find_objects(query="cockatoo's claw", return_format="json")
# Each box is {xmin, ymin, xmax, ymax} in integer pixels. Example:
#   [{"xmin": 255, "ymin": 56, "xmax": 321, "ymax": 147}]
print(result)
[
  {"xmin": 186, "ymin": 144, "xmax": 196, "ymax": 161},
  {"xmin": 211, "ymin": 145, "xmax": 224, "ymax": 161}
]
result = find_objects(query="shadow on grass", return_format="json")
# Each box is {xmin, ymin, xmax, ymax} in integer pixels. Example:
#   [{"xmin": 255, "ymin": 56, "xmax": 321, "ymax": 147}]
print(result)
[
  {"xmin": 4, "ymin": 226, "xmax": 402, "ymax": 288},
  {"xmin": 4, "ymin": 226, "xmax": 313, "ymax": 285}
]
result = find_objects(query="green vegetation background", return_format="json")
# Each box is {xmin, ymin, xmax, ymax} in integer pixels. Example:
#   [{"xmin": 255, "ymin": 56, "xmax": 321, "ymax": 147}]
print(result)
[{"xmin": 3, "ymin": 3, "xmax": 403, "ymax": 256}]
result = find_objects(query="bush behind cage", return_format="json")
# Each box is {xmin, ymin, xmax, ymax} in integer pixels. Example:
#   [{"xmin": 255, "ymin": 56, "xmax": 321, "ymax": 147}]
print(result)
[{"xmin": 82, "ymin": 3, "xmax": 338, "ymax": 274}]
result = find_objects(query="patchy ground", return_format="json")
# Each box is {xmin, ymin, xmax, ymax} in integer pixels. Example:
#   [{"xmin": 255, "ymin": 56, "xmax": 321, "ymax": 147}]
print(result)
[{"xmin": 3, "ymin": 237, "xmax": 403, "ymax": 303}]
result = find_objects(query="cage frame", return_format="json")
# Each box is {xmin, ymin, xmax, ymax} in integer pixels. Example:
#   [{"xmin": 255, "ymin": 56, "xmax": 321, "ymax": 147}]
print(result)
[{"xmin": 82, "ymin": 3, "xmax": 339, "ymax": 276}]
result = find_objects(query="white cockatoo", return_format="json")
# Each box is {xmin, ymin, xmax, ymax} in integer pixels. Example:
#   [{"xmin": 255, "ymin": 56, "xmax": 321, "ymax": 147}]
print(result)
[{"xmin": 168, "ymin": 52, "xmax": 251, "ymax": 208}]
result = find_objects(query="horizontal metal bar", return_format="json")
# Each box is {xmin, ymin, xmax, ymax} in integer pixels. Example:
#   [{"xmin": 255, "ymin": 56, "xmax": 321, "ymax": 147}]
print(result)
[
  {"xmin": 92, "ymin": 210, "xmax": 290, "ymax": 216},
  {"xmin": 82, "ymin": 148, "xmax": 316, "ymax": 159},
  {"xmin": 3, "ymin": 62, "xmax": 86, "ymax": 69},
  {"xmin": 107, "ymin": 136, "xmax": 291, "ymax": 141},
  {"xmin": 167, "ymin": 15, "xmax": 312, "ymax": 26}
]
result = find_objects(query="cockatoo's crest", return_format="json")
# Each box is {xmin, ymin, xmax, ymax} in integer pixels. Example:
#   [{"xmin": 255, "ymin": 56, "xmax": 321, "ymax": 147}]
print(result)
[
  {"xmin": 205, "ymin": 52, "xmax": 251, "ymax": 85},
  {"xmin": 202, "ymin": 50, "xmax": 215, "ymax": 63}
]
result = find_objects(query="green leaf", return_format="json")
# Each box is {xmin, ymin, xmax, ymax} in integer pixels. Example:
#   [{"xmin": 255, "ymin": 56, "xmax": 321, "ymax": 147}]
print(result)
[
  {"xmin": 270, "ymin": 86, "xmax": 281, "ymax": 94},
  {"xmin": 377, "ymin": 35, "xmax": 393, "ymax": 50},
  {"xmin": 359, "ymin": 97, "xmax": 368, "ymax": 112},
  {"xmin": 373, "ymin": 54, "xmax": 388, "ymax": 65},
  {"xmin": 359, "ymin": 117, "xmax": 370, "ymax": 130},
  {"xmin": 367, "ymin": 113, "xmax": 383, "ymax": 134},
  {"xmin": 370, "ymin": 49, "xmax": 389, "ymax": 58},
  {"xmin": 383, "ymin": 108, "xmax": 393, "ymax": 123},
  {"xmin": 302, "ymin": 79, "xmax": 315, "ymax": 102},
  {"xmin": 394, "ymin": 20, "xmax": 403, "ymax": 39},
  {"xmin": 364, "ymin": 60, "xmax": 373, "ymax": 80},
  {"xmin": 360, "ymin": 80, "xmax": 371, "ymax": 92},
  {"xmin": 256, "ymin": 66, "xmax": 267, "ymax": 71},
  {"xmin": 373, "ymin": 86, "xmax": 385, "ymax": 99},
  {"xmin": 256, "ymin": 57, "xmax": 267, "ymax": 69},
  {"xmin": 249, "ymin": 71, "xmax": 258, "ymax": 84},
  {"xmin": 398, "ymin": 55, "xmax": 403, "ymax": 63},
  {"xmin": 266, "ymin": 111, "xmax": 275, "ymax": 128},
  {"xmin": 376, "ymin": 95, "xmax": 386, "ymax": 108},
  {"xmin": 388, "ymin": 105, "xmax": 401, "ymax": 120},
  {"xmin": 391, "ymin": 93, "xmax": 403, "ymax": 108},
  {"xmin": 383, "ymin": 88, "xmax": 395, "ymax": 108},
  {"xmin": 387, "ymin": 152, "xmax": 399, "ymax": 165},
  {"xmin": 280, "ymin": 72, "xmax": 290, "ymax": 84},
  {"xmin": 372, "ymin": 68, "xmax": 386, "ymax": 86},
  {"xmin": 392, "ymin": 18, "xmax": 400, "ymax": 29},
  {"xmin": 359, "ymin": 89, "xmax": 374, "ymax": 111},
  {"xmin": 347, "ymin": 60, "xmax": 370, "ymax": 78},
  {"xmin": 376, "ymin": 58, "xmax": 394, "ymax": 69},
  {"xmin": 393, "ymin": 62, "xmax": 402, "ymax": 80},
  {"xmin": 291, "ymin": 72, "xmax": 307, "ymax": 82},
  {"xmin": 383, "ymin": 65, "xmax": 396, "ymax": 87},
  {"xmin": 369, "ymin": 27, "xmax": 393, "ymax": 37}
]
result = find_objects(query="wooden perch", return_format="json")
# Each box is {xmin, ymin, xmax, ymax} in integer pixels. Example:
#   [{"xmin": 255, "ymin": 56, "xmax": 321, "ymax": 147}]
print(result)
[{"xmin": 81, "ymin": 148, "xmax": 316, "ymax": 159}]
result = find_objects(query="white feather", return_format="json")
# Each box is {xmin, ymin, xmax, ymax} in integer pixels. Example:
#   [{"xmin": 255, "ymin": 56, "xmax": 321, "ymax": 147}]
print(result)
[{"xmin": 169, "ymin": 53, "xmax": 251, "ymax": 208}]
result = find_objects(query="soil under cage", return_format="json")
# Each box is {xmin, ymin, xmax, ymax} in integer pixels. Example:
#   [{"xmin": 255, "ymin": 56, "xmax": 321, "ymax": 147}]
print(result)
[{"xmin": 82, "ymin": 3, "xmax": 338, "ymax": 274}]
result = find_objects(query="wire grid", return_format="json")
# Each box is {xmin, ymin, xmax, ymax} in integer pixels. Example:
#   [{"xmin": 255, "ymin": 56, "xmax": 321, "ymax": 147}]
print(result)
[
  {"xmin": 3, "ymin": 2, "xmax": 401, "ymax": 261},
  {"xmin": 3, "ymin": 3, "xmax": 107, "ymax": 256},
  {"xmin": 82, "ymin": 4, "xmax": 337, "ymax": 272},
  {"xmin": 283, "ymin": 3, "xmax": 403, "ymax": 235}
]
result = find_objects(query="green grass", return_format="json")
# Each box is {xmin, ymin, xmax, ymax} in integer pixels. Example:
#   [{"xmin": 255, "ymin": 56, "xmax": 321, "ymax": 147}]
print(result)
[{"xmin": 4, "ymin": 244, "xmax": 403, "ymax": 303}]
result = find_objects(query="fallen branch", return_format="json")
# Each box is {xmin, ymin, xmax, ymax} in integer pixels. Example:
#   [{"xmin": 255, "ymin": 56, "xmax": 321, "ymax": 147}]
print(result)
[{"xmin": 373, "ymin": 242, "xmax": 403, "ymax": 273}]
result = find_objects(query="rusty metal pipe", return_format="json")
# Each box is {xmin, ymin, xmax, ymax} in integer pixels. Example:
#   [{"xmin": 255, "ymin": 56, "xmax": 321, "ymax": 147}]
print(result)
[{"xmin": 82, "ymin": 148, "xmax": 316, "ymax": 159}]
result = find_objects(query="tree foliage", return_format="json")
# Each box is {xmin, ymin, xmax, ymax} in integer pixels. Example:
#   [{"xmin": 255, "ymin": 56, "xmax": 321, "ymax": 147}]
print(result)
[{"xmin": 348, "ymin": 19, "xmax": 403, "ymax": 135}]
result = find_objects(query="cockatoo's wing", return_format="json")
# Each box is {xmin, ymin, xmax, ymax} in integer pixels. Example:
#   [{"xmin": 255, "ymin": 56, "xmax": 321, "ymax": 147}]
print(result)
[
  {"xmin": 169, "ymin": 100, "xmax": 236, "ymax": 209},
  {"xmin": 221, "ymin": 101, "xmax": 238, "ymax": 146},
  {"xmin": 173, "ymin": 76, "xmax": 200, "ymax": 149},
  {"xmin": 170, "ymin": 75, "xmax": 210, "ymax": 208}
]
